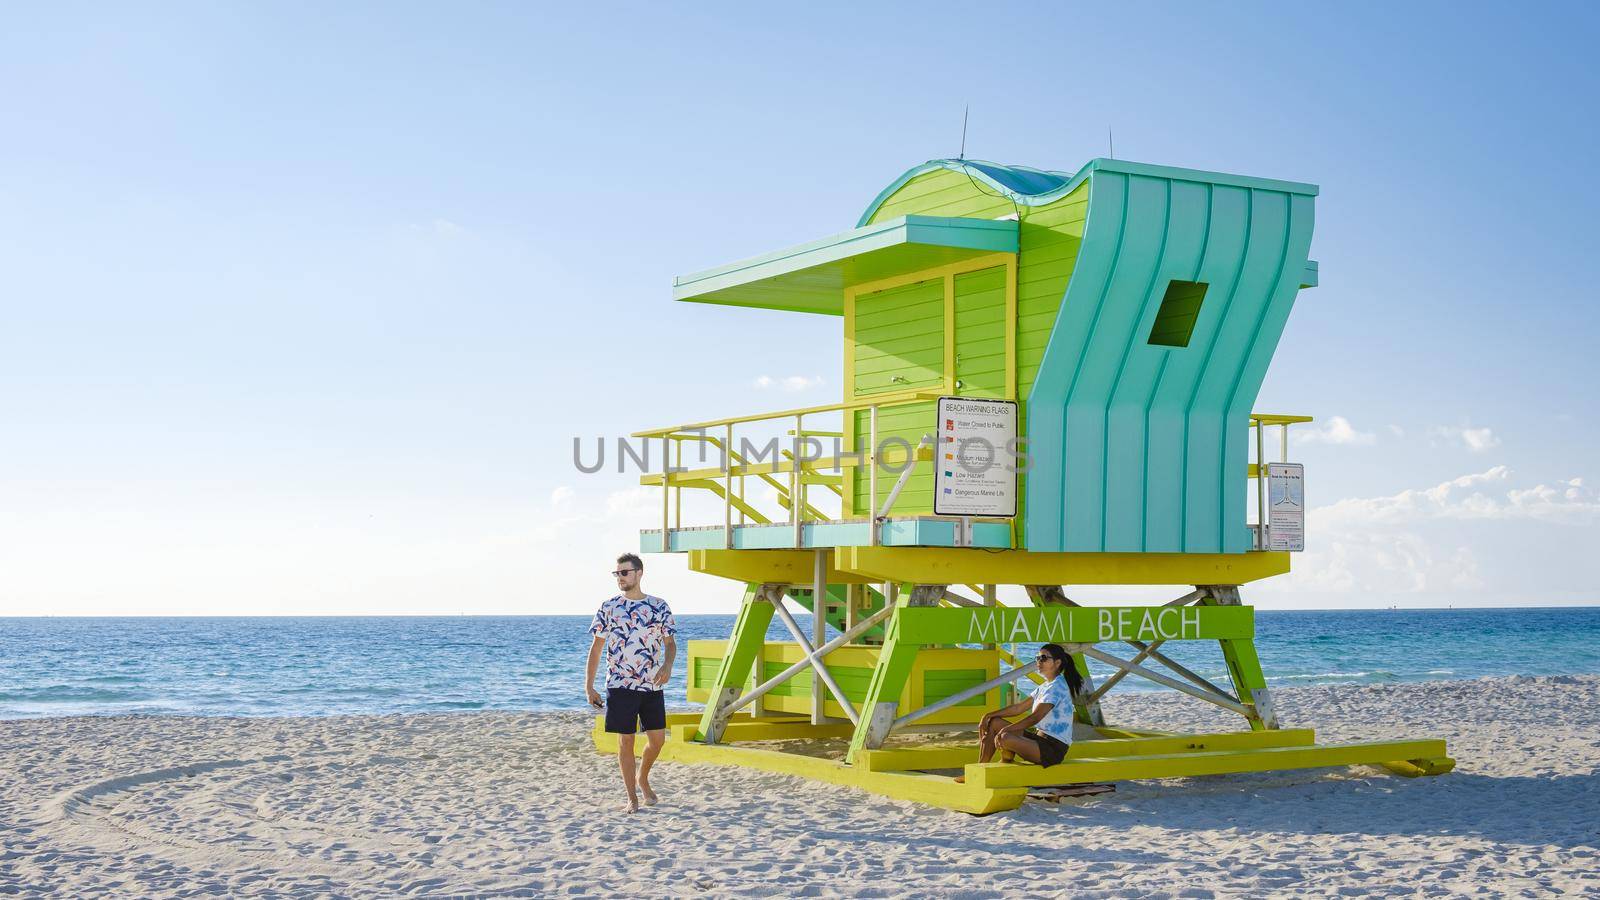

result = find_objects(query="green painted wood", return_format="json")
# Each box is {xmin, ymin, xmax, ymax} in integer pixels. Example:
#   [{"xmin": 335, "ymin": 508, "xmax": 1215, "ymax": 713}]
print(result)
[
  {"xmin": 695, "ymin": 584, "xmax": 776, "ymax": 741},
  {"xmin": 845, "ymin": 264, "xmax": 1009, "ymax": 515},
  {"xmin": 955, "ymin": 267, "xmax": 1007, "ymax": 398},
  {"xmin": 863, "ymin": 171, "xmax": 1091, "ymax": 539},
  {"xmin": 894, "ymin": 604, "xmax": 1255, "ymax": 644},
  {"xmin": 673, "ymin": 216, "xmax": 1018, "ymax": 315},
  {"xmin": 846, "ymin": 611, "xmax": 921, "ymax": 760},
  {"xmin": 1216, "ymin": 633, "xmax": 1274, "ymax": 731},
  {"xmin": 923, "ymin": 669, "xmax": 992, "ymax": 707},
  {"xmin": 853, "ymin": 278, "xmax": 944, "ymax": 404},
  {"xmin": 692, "ymin": 656, "xmax": 722, "ymax": 689},
  {"xmin": 787, "ymin": 583, "xmax": 889, "ymax": 640},
  {"xmin": 763, "ymin": 661, "xmax": 876, "ymax": 702}
]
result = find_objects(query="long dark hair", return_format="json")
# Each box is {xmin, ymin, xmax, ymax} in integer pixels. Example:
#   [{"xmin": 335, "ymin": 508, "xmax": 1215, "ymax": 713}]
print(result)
[{"xmin": 1039, "ymin": 644, "xmax": 1085, "ymax": 696}]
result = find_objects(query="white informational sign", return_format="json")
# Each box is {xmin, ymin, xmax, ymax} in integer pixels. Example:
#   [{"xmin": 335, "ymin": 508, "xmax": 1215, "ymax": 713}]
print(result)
[
  {"xmin": 1265, "ymin": 462, "xmax": 1305, "ymax": 552},
  {"xmin": 933, "ymin": 397, "xmax": 1018, "ymax": 517}
]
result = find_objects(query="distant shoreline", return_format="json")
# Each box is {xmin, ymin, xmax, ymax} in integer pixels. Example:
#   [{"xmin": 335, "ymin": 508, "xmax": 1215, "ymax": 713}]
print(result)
[
  {"xmin": 4, "ymin": 604, "xmax": 1599, "ymax": 619},
  {"xmin": 5, "ymin": 609, "xmax": 1596, "ymax": 720}
]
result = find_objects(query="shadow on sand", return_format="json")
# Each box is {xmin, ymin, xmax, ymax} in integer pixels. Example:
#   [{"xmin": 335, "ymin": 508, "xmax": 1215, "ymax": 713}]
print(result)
[{"xmin": 1023, "ymin": 768, "xmax": 1600, "ymax": 850}]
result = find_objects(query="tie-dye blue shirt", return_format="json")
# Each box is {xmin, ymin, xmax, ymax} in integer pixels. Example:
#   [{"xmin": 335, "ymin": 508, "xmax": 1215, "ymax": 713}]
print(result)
[
  {"xmin": 590, "ymin": 594, "xmax": 678, "ymax": 691},
  {"xmin": 1029, "ymin": 675, "xmax": 1076, "ymax": 745}
]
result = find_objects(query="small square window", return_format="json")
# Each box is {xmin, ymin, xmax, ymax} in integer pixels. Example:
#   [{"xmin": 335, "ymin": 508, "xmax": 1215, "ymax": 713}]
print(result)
[{"xmin": 1148, "ymin": 280, "xmax": 1209, "ymax": 348}]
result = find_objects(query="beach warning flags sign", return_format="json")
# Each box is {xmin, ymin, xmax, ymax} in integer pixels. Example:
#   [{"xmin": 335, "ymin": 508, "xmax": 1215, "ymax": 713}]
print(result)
[{"xmin": 933, "ymin": 396, "xmax": 1018, "ymax": 517}]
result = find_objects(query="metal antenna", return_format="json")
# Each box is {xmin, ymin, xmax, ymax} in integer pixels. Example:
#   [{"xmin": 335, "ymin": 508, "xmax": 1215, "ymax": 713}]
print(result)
[
  {"xmin": 1108, "ymin": 126, "xmax": 1115, "ymax": 159},
  {"xmin": 959, "ymin": 105, "xmax": 969, "ymax": 159}
]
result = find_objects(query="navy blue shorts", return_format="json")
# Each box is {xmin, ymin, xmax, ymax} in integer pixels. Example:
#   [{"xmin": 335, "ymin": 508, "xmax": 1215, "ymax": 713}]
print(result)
[{"xmin": 605, "ymin": 687, "xmax": 666, "ymax": 734}]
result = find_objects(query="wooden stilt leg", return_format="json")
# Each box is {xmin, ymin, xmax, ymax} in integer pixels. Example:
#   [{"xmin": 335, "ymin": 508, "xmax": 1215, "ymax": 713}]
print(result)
[
  {"xmin": 1205, "ymin": 585, "xmax": 1279, "ymax": 731},
  {"xmin": 811, "ymin": 550, "xmax": 827, "ymax": 725},
  {"xmin": 697, "ymin": 582, "xmax": 777, "ymax": 744},
  {"xmin": 846, "ymin": 584, "xmax": 943, "ymax": 761}
]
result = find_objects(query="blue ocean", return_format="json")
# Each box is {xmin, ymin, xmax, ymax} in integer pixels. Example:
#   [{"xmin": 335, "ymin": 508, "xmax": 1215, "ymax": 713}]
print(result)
[{"xmin": 2, "ymin": 608, "xmax": 1597, "ymax": 719}]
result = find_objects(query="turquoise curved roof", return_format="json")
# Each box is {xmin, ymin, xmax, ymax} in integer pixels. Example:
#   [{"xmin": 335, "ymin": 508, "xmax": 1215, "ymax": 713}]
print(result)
[{"xmin": 858, "ymin": 159, "xmax": 1074, "ymax": 226}]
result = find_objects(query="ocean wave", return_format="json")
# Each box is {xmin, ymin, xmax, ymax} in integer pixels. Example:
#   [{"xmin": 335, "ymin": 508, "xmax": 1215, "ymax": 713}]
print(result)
[
  {"xmin": 0, "ymin": 684, "xmax": 152, "ymax": 703},
  {"xmin": 275, "ymin": 684, "xmax": 406, "ymax": 697},
  {"xmin": 1275, "ymin": 670, "xmax": 1397, "ymax": 682}
]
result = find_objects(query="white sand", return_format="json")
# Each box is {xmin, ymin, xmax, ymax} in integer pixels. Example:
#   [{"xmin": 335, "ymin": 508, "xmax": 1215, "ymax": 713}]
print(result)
[{"xmin": 3, "ymin": 675, "xmax": 1597, "ymax": 897}]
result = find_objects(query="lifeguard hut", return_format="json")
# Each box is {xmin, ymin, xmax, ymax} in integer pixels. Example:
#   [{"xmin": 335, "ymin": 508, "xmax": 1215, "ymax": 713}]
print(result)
[{"xmin": 593, "ymin": 157, "xmax": 1452, "ymax": 814}]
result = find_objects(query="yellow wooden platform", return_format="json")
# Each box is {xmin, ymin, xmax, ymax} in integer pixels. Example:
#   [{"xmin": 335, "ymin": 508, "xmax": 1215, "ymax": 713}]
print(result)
[
  {"xmin": 592, "ymin": 715, "xmax": 1454, "ymax": 815},
  {"xmin": 685, "ymin": 640, "xmax": 1007, "ymax": 723}
]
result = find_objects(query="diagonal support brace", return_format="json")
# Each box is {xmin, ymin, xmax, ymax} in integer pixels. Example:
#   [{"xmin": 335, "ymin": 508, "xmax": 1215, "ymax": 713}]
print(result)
[{"xmin": 771, "ymin": 591, "xmax": 861, "ymax": 726}]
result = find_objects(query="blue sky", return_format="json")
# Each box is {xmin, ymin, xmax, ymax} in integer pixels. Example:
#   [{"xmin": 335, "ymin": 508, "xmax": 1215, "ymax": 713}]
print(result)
[{"xmin": 2, "ymin": 3, "xmax": 1596, "ymax": 614}]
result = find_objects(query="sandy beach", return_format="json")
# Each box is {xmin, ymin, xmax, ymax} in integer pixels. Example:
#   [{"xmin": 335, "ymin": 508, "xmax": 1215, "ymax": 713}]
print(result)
[{"xmin": 3, "ymin": 674, "xmax": 1596, "ymax": 897}]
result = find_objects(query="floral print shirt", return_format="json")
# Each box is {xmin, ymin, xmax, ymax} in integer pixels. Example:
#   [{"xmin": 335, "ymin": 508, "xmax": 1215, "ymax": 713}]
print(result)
[{"xmin": 590, "ymin": 594, "xmax": 678, "ymax": 691}]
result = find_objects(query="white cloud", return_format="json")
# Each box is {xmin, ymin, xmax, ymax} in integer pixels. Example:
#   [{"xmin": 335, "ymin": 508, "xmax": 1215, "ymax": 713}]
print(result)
[
  {"xmin": 753, "ymin": 374, "xmax": 824, "ymax": 392},
  {"xmin": 604, "ymin": 485, "xmax": 659, "ymax": 520},
  {"xmin": 1431, "ymin": 424, "xmax": 1501, "ymax": 452},
  {"xmin": 1317, "ymin": 466, "xmax": 1600, "ymax": 526},
  {"xmin": 1293, "ymin": 415, "xmax": 1376, "ymax": 446},
  {"xmin": 550, "ymin": 485, "xmax": 576, "ymax": 514},
  {"xmin": 1283, "ymin": 467, "xmax": 1598, "ymax": 596}
]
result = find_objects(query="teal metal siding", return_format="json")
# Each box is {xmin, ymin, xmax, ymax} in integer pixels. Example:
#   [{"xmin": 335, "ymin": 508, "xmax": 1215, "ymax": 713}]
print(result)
[{"xmin": 1025, "ymin": 170, "xmax": 1315, "ymax": 554}]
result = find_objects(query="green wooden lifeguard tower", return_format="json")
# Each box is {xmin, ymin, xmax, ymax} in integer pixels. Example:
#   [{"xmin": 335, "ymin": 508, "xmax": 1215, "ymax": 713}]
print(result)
[{"xmin": 594, "ymin": 157, "xmax": 1453, "ymax": 814}]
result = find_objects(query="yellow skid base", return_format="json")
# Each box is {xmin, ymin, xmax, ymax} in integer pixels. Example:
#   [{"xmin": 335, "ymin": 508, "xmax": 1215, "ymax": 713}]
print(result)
[
  {"xmin": 591, "ymin": 715, "xmax": 1025, "ymax": 814},
  {"xmin": 966, "ymin": 738, "xmax": 1452, "ymax": 789},
  {"xmin": 856, "ymin": 728, "xmax": 1319, "ymax": 772},
  {"xmin": 591, "ymin": 716, "xmax": 1452, "ymax": 815}
]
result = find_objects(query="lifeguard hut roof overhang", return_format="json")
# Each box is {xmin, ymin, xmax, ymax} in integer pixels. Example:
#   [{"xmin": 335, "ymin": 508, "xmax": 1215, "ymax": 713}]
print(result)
[
  {"xmin": 656, "ymin": 157, "xmax": 1321, "ymax": 558},
  {"xmin": 603, "ymin": 157, "xmax": 1450, "ymax": 814},
  {"xmin": 672, "ymin": 159, "xmax": 1317, "ymax": 317}
]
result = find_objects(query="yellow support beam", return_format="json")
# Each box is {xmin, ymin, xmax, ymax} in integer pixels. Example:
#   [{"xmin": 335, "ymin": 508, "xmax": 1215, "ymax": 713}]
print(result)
[
  {"xmin": 1379, "ymin": 756, "xmax": 1457, "ymax": 777},
  {"xmin": 857, "ymin": 728, "xmax": 1317, "ymax": 773},
  {"xmin": 834, "ymin": 546, "xmax": 1292, "ymax": 586},
  {"xmin": 688, "ymin": 549, "xmax": 881, "ymax": 585},
  {"xmin": 966, "ymin": 739, "xmax": 1451, "ymax": 789},
  {"xmin": 674, "ymin": 479, "xmax": 773, "ymax": 524},
  {"xmin": 675, "ymin": 718, "xmax": 856, "ymax": 743}
]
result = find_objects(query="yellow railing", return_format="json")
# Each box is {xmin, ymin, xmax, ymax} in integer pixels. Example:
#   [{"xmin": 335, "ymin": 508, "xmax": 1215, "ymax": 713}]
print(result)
[
  {"xmin": 634, "ymin": 401, "xmax": 1312, "ymax": 552},
  {"xmin": 633, "ymin": 390, "xmax": 945, "ymax": 550},
  {"xmin": 1248, "ymin": 413, "xmax": 1313, "ymax": 549}
]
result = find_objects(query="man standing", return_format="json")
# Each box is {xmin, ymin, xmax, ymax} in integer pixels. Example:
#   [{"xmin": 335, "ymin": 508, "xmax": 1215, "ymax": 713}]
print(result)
[{"xmin": 585, "ymin": 552, "xmax": 677, "ymax": 813}]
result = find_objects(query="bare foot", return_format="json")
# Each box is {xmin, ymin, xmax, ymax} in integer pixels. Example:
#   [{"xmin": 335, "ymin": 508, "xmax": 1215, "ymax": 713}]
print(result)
[
  {"xmin": 623, "ymin": 794, "xmax": 639, "ymax": 814},
  {"xmin": 640, "ymin": 783, "xmax": 659, "ymax": 806}
]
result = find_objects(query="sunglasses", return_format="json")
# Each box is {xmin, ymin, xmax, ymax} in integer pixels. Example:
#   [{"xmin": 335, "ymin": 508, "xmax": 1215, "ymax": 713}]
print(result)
[
  {"xmin": 611, "ymin": 569, "xmax": 639, "ymax": 577},
  {"xmin": 1034, "ymin": 654, "xmax": 1056, "ymax": 664}
]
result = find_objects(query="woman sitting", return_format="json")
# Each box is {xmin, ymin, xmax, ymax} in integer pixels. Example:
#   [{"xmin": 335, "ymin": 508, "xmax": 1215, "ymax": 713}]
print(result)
[{"xmin": 954, "ymin": 643, "xmax": 1084, "ymax": 783}]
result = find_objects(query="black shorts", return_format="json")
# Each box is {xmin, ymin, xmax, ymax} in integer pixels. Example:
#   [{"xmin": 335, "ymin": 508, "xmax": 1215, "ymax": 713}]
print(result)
[
  {"xmin": 604, "ymin": 687, "xmax": 666, "ymax": 734},
  {"xmin": 1025, "ymin": 729, "xmax": 1070, "ymax": 767}
]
